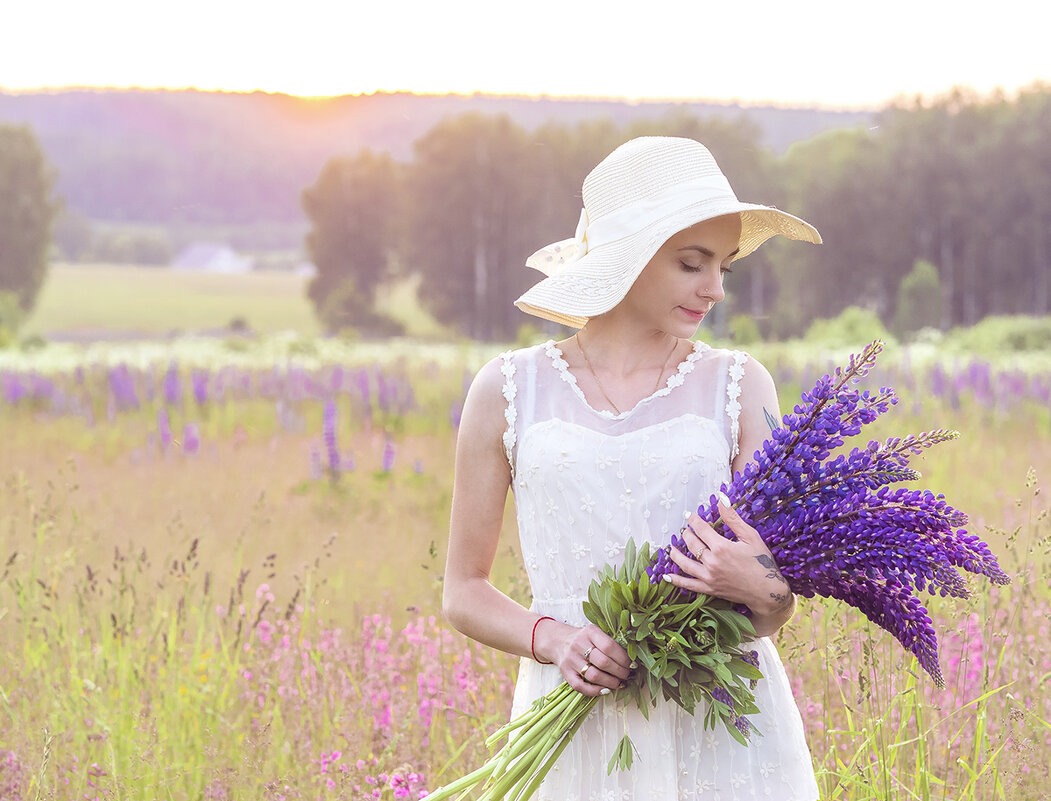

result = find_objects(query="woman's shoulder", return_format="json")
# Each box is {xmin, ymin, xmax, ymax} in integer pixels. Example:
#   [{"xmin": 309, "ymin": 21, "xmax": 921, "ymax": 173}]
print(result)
[
  {"xmin": 468, "ymin": 340, "xmax": 551, "ymax": 402},
  {"xmin": 691, "ymin": 343, "xmax": 775, "ymax": 393},
  {"xmin": 693, "ymin": 341, "xmax": 766, "ymax": 369}
]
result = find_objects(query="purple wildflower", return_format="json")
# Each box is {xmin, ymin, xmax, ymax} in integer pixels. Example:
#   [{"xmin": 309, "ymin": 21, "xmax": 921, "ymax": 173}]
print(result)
[
  {"xmin": 107, "ymin": 365, "xmax": 139, "ymax": 410},
  {"xmin": 163, "ymin": 361, "xmax": 181, "ymax": 405},
  {"xmin": 191, "ymin": 369, "xmax": 209, "ymax": 405},
  {"xmin": 323, "ymin": 400, "xmax": 340, "ymax": 481},
  {"xmin": 382, "ymin": 437, "xmax": 396, "ymax": 473},
  {"xmin": 183, "ymin": 423, "xmax": 200, "ymax": 454},
  {"xmin": 649, "ymin": 340, "xmax": 1009, "ymax": 687},
  {"xmin": 158, "ymin": 408, "xmax": 172, "ymax": 451},
  {"xmin": 710, "ymin": 687, "xmax": 735, "ymax": 713}
]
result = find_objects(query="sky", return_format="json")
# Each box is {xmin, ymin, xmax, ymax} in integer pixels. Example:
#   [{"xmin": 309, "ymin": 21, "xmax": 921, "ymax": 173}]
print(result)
[{"xmin": 3, "ymin": 0, "xmax": 1050, "ymax": 109}]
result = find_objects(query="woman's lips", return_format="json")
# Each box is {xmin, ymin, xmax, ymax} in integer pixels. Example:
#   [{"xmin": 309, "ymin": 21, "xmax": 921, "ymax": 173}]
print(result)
[{"xmin": 679, "ymin": 306, "xmax": 707, "ymax": 321}]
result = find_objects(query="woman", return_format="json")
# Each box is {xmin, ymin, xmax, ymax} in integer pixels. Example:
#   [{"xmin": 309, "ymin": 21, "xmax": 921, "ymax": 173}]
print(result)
[{"xmin": 444, "ymin": 137, "xmax": 822, "ymax": 799}]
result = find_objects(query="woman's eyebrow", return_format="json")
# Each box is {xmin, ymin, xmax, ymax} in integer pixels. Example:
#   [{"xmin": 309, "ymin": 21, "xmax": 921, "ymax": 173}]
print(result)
[{"xmin": 678, "ymin": 245, "xmax": 741, "ymax": 259}]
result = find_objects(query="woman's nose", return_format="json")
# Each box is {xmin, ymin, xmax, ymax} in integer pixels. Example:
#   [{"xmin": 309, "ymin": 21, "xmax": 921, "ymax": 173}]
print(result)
[{"xmin": 700, "ymin": 280, "xmax": 725, "ymax": 302}]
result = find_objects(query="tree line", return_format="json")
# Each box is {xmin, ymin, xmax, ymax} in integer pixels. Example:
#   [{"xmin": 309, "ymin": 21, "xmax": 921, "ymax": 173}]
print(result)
[
  {"xmin": 304, "ymin": 85, "xmax": 1051, "ymax": 340},
  {"xmin": 0, "ymin": 89, "xmax": 866, "ymax": 226}
]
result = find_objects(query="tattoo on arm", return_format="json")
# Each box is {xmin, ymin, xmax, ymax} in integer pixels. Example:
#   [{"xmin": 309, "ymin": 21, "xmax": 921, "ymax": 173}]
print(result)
[
  {"xmin": 763, "ymin": 407, "xmax": 780, "ymax": 432},
  {"xmin": 769, "ymin": 591, "xmax": 792, "ymax": 610},
  {"xmin": 756, "ymin": 554, "xmax": 787, "ymax": 584}
]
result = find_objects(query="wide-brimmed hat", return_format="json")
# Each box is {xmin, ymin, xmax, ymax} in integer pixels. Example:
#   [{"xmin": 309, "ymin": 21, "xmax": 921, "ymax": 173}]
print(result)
[{"xmin": 514, "ymin": 136, "xmax": 821, "ymax": 328}]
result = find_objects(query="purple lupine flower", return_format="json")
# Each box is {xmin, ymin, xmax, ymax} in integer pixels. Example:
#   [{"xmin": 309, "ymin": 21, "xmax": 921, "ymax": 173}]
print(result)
[
  {"xmin": 381, "ymin": 437, "xmax": 396, "ymax": 473},
  {"xmin": 323, "ymin": 399, "xmax": 340, "ymax": 481},
  {"xmin": 377, "ymin": 372, "xmax": 392, "ymax": 412},
  {"xmin": 648, "ymin": 340, "xmax": 1008, "ymax": 687},
  {"xmin": 191, "ymin": 369, "xmax": 209, "ymax": 406},
  {"xmin": 330, "ymin": 365, "xmax": 344, "ymax": 394},
  {"xmin": 157, "ymin": 407, "xmax": 172, "ymax": 451},
  {"xmin": 163, "ymin": 361, "xmax": 181, "ymax": 405},
  {"xmin": 183, "ymin": 423, "xmax": 200, "ymax": 454},
  {"xmin": 356, "ymin": 368, "xmax": 371, "ymax": 406},
  {"xmin": 2, "ymin": 374, "xmax": 26, "ymax": 404},
  {"xmin": 710, "ymin": 686, "xmax": 735, "ymax": 712},
  {"xmin": 107, "ymin": 365, "xmax": 139, "ymax": 410}
]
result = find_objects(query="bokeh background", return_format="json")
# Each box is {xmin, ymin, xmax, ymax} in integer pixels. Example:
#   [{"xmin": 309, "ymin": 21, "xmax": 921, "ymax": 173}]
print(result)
[{"xmin": 1, "ymin": 3, "xmax": 1049, "ymax": 799}]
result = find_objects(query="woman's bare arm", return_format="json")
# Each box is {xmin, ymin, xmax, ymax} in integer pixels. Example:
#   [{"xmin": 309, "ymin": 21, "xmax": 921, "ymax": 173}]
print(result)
[{"xmin": 443, "ymin": 357, "xmax": 631, "ymax": 696}]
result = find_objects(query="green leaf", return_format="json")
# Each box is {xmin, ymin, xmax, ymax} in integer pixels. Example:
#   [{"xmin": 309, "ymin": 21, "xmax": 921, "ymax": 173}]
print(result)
[
  {"xmin": 623, "ymin": 538, "xmax": 637, "ymax": 577},
  {"xmin": 727, "ymin": 660, "xmax": 764, "ymax": 680},
  {"xmin": 637, "ymin": 571, "xmax": 652, "ymax": 606},
  {"xmin": 606, "ymin": 734, "xmax": 637, "ymax": 774}
]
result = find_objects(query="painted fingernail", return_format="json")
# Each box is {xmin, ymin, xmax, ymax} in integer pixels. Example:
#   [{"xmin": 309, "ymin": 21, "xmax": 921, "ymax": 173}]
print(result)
[
  {"xmin": 600, "ymin": 687, "xmax": 611, "ymax": 695},
  {"xmin": 717, "ymin": 491, "xmax": 731, "ymax": 507},
  {"xmin": 629, "ymin": 661, "xmax": 637, "ymax": 669}
]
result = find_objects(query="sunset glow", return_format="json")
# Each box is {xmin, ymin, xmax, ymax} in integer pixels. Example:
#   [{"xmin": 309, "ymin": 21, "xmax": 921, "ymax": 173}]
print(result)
[{"xmin": 4, "ymin": 0, "xmax": 1051, "ymax": 107}]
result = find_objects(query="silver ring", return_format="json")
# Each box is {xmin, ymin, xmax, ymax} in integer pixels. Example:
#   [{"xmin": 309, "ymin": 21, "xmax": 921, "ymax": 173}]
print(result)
[{"xmin": 582, "ymin": 646, "xmax": 594, "ymax": 664}]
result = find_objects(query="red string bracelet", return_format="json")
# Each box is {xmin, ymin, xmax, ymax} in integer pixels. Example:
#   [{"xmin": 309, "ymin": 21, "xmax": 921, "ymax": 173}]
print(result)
[{"xmin": 530, "ymin": 616, "xmax": 555, "ymax": 664}]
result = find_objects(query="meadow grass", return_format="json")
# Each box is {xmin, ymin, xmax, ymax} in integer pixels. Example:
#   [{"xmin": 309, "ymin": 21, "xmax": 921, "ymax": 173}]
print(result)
[
  {"xmin": 22, "ymin": 265, "xmax": 456, "ymax": 341},
  {"xmin": 0, "ymin": 344, "xmax": 1049, "ymax": 800}
]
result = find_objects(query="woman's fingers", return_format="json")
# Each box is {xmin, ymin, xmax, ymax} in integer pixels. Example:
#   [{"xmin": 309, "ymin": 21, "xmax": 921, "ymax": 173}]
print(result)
[
  {"xmin": 558, "ymin": 624, "xmax": 633, "ymax": 695},
  {"xmin": 680, "ymin": 514, "xmax": 717, "ymax": 554},
  {"xmin": 716, "ymin": 500, "xmax": 763, "ymax": 545}
]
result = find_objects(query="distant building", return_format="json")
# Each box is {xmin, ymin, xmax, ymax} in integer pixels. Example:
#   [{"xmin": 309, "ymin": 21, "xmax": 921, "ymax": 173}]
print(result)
[
  {"xmin": 293, "ymin": 261, "xmax": 318, "ymax": 278},
  {"xmin": 171, "ymin": 243, "xmax": 254, "ymax": 273}
]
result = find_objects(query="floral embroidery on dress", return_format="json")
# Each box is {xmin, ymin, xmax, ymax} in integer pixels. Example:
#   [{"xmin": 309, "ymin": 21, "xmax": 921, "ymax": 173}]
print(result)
[
  {"xmin": 499, "ymin": 351, "xmax": 518, "ymax": 475},
  {"xmin": 725, "ymin": 350, "xmax": 748, "ymax": 461}
]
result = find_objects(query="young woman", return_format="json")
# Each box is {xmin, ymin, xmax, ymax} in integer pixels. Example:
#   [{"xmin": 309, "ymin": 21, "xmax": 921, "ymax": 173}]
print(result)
[{"xmin": 443, "ymin": 136, "xmax": 823, "ymax": 799}]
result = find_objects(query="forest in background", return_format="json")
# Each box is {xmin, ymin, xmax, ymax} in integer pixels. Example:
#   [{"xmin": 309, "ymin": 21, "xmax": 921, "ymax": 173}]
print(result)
[
  {"xmin": 0, "ymin": 89, "xmax": 866, "ymax": 226},
  {"xmin": 2, "ymin": 85, "xmax": 1051, "ymax": 342},
  {"xmin": 301, "ymin": 85, "xmax": 1051, "ymax": 340}
]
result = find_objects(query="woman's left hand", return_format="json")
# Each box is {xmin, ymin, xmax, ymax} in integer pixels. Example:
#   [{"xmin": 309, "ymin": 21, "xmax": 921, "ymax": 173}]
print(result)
[{"xmin": 664, "ymin": 498, "xmax": 793, "ymax": 617}]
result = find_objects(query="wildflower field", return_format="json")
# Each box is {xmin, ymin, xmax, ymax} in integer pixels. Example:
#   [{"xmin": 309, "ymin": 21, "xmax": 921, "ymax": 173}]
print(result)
[{"xmin": 0, "ymin": 335, "xmax": 1048, "ymax": 801}]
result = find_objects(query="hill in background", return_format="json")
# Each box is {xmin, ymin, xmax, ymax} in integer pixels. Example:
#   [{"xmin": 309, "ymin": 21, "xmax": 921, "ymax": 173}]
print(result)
[{"xmin": 0, "ymin": 89, "xmax": 871, "ymax": 232}]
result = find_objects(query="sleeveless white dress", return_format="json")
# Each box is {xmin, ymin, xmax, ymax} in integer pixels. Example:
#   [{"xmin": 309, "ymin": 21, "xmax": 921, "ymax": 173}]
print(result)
[{"xmin": 499, "ymin": 340, "xmax": 819, "ymax": 801}]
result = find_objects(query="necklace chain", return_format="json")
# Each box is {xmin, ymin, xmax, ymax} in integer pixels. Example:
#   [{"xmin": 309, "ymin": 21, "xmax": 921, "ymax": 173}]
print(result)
[{"xmin": 574, "ymin": 333, "xmax": 678, "ymax": 415}]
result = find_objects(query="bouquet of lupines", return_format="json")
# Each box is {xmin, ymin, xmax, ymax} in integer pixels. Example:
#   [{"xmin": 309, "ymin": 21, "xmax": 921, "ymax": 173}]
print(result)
[{"xmin": 428, "ymin": 340, "xmax": 1009, "ymax": 801}]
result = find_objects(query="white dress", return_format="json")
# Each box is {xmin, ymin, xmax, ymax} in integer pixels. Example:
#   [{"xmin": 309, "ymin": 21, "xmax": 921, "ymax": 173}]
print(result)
[{"xmin": 500, "ymin": 340, "xmax": 819, "ymax": 801}]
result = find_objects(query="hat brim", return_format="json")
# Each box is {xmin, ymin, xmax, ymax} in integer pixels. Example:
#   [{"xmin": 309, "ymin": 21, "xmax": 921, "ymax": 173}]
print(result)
[{"xmin": 515, "ymin": 199, "xmax": 821, "ymax": 329}]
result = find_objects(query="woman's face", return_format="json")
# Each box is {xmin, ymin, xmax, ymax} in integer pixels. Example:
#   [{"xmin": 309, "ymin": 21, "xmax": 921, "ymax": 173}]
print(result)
[{"xmin": 616, "ymin": 214, "xmax": 742, "ymax": 336}]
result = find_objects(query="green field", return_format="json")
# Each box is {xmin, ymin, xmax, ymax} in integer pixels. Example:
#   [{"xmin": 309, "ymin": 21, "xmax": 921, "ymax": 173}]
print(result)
[
  {"xmin": 1, "ymin": 339, "xmax": 1048, "ymax": 800},
  {"xmin": 22, "ymin": 264, "xmax": 455, "ymax": 340}
]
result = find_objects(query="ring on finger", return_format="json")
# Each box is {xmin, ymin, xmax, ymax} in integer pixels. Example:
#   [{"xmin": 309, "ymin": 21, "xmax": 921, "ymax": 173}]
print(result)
[
  {"xmin": 579, "ymin": 664, "xmax": 591, "ymax": 681},
  {"xmin": 582, "ymin": 646, "xmax": 594, "ymax": 664}
]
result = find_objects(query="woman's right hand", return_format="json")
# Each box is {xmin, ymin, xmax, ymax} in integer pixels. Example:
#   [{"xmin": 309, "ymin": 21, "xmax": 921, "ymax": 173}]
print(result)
[{"xmin": 534, "ymin": 619, "xmax": 634, "ymax": 697}]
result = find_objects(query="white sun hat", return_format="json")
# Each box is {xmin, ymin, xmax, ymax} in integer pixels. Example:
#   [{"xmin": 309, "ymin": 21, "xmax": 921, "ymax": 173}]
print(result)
[{"xmin": 514, "ymin": 136, "xmax": 822, "ymax": 328}]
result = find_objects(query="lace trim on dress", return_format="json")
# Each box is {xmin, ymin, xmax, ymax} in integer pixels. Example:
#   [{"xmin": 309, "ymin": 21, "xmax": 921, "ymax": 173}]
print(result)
[
  {"xmin": 726, "ymin": 350, "xmax": 748, "ymax": 461},
  {"xmin": 543, "ymin": 339, "xmax": 710, "ymax": 420},
  {"xmin": 499, "ymin": 351, "xmax": 518, "ymax": 477}
]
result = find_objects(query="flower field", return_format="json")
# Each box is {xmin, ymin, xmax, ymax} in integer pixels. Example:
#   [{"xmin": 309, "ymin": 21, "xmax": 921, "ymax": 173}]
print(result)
[{"xmin": 1, "ymin": 336, "xmax": 1048, "ymax": 800}]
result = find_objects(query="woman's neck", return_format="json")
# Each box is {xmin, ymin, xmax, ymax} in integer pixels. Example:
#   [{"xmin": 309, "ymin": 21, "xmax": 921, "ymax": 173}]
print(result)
[{"xmin": 572, "ymin": 320, "xmax": 680, "ymax": 378}]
